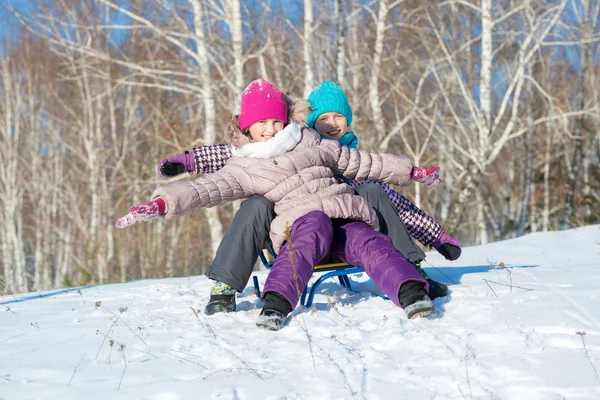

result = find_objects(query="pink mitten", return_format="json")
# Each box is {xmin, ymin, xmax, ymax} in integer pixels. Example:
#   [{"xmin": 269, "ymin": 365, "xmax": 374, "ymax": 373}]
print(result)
[
  {"xmin": 410, "ymin": 166, "xmax": 442, "ymax": 187},
  {"xmin": 116, "ymin": 198, "xmax": 166, "ymax": 229}
]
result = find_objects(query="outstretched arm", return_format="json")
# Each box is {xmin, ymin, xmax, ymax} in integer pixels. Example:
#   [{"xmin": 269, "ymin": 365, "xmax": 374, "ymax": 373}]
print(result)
[
  {"xmin": 330, "ymin": 145, "xmax": 411, "ymax": 186},
  {"xmin": 329, "ymin": 143, "xmax": 441, "ymax": 188},
  {"xmin": 117, "ymin": 168, "xmax": 250, "ymax": 228},
  {"xmin": 351, "ymin": 180, "xmax": 442, "ymax": 246},
  {"xmin": 153, "ymin": 168, "xmax": 249, "ymax": 219},
  {"xmin": 157, "ymin": 144, "xmax": 233, "ymax": 178},
  {"xmin": 348, "ymin": 179, "xmax": 461, "ymax": 260}
]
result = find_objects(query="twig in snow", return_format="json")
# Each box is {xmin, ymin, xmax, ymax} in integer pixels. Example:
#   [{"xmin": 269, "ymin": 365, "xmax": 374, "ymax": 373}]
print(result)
[
  {"xmin": 577, "ymin": 331, "xmax": 599, "ymax": 379},
  {"xmin": 107, "ymin": 339, "xmax": 115, "ymax": 363},
  {"xmin": 5, "ymin": 306, "xmax": 16, "ymax": 314},
  {"xmin": 192, "ymin": 310, "xmax": 263, "ymax": 379},
  {"xmin": 0, "ymin": 374, "xmax": 11, "ymax": 382},
  {"xmin": 482, "ymin": 279, "xmax": 534, "ymax": 292},
  {"xmin": 327, "ymin": 297, "xmax": 356, "ymax": 327},
  {"xmin": 95, "ymin": 318, "xmax": 119, "ymax": 361},
  {"xmin": 117, "ymin": 345, "xmax": 127, "ymax": 390},
  {"xmin": 483, "ymin": 280, "xmax": 498, "ymax": 297},
  {"xmin": 95, "ymin": 330, "xmax": 160, "ymax": 361},
  {"xmin": 0, "ymin": 280, "xmax": 18, "ymax": 301},
  {"xmin": 299, "ymin": 313, "xmax": 316, "ymax": 370},
  {"xmin": 203, "ymin": 368, "xmax": 274, "ymax": 381},
  {"xmin": 166, "ymin": 352, "xmax": 208, "ymax": 369},
  {"xmin": 68, "ymin": 352, "xmax": 86, "ymax": 386},
  {"xmin": 314, "ymin": 310, "xmax": 341, "ymax": 326},
  {"xmin": 285, "ymin": 224, "xmax": 316, "ymax": 370},
  {"xmin": 190, "ymin": 306, "xmax": 216, "ymax": 339},
  {"xmin": 423, "ymin": 260, "xmax": 457, "ymax": 284},
  {"xmin": 464, "ymin": 355, "xmax": 473, "ymax": 399},
  {"xmin": 100, "ymin": 305, "xmax": 147, "ymax": 346},
  {"xmin": 220, "ymin": 344, "xmax": 264, "ymax": 380},
  {"xmin": 330, "ymin": 335, "xmax": 363, "ymax": 358}
]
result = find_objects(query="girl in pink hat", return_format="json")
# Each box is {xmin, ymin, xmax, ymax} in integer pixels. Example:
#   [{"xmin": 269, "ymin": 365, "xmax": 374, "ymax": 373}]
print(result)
[
  {"xmin": 156, "ymin": 80, "xmax": 458, "ymax": 316},
  {"xmin": 116, "ymin": 79, "xmax": 441, "ymax": 330}
]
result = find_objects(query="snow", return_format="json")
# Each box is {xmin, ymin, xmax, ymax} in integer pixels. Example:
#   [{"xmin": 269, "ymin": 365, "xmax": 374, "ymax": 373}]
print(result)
[{"xmin": 2, "ymin": 225, "xmax": 600, "ymax": 399}]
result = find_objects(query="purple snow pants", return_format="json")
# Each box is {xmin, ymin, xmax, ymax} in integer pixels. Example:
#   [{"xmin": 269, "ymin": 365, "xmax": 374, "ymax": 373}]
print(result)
[{"xmin": 262, "ymin": 210, "xmax": 429, "ymax": 309}]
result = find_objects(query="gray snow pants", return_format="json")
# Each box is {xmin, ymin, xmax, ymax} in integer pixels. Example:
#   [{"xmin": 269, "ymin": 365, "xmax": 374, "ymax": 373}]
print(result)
[{"xmin": 204, "ymin": 184, "xmax": 426, "ymax": 293}]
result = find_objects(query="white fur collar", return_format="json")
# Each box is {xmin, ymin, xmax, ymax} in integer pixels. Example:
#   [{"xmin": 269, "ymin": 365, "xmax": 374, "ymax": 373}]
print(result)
[{"xmin": 231, "ymin": 123, "xmax": 302, "ymax": 159}]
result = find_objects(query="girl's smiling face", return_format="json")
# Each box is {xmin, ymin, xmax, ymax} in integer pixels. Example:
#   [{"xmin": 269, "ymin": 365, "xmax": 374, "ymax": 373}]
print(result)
[
  {"xmin": 248, "ymin": 119, "xmax": 285, "ymax": 142},
  {"xmin": 313, "ymin": 112, "xmax": 348, "ymax": 140}
]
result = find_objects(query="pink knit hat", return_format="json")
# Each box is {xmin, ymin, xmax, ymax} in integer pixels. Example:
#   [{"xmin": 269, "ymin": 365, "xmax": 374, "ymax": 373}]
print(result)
[{"xmin": 238, "ymin": 78, "xmax": 288, "ymax": 130}]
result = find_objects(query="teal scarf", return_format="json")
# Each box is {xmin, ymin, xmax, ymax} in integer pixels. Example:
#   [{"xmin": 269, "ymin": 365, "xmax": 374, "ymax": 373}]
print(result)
[
  {"xmin": 321, "ymin": 131, "xmax": 359, "ymax": 183},
  {"xmin": 321, "ymin": 131, "xmax": 359, "ymax": 149}
]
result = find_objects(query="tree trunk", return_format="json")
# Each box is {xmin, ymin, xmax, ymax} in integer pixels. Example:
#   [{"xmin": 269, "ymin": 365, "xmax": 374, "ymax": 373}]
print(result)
[
  {"xmin": 518, "ymin": 62, "xmax": 539, "ymax": 237},
  {"xmin": 445, "ymin": 163, "xmax": 483, "ymax": 235},
  {"xmin": 499, "ymin": 142, "xmax": 516, "ymax": 239},
  {"xmin": 582, "ymin": 134, "xmax": 598, "ymax": 218},
  {"xmin": 334, "ymin": 0, "xmax": 345, "ymax": 84},
  {"xmin": 191, "ymin": 0, "xmax": 223, "ymax": 257},
  {"xmin": 479, "ymin": 0, "xmax": 492, "ymax": 151},
  {"xmin": 542, "ymin": 127, "xmax": 552, "ymax": 232},
  {"xmin": 476, "ymin": 188, "xmax": 488, "ymax": 244},
  {"xmin": 229, "ymin": 0, "xmax": 244, "ymax": 214},
  {"xmin": 230, "ymin": 0, "xmax": 243, "ymax": 111},
  {"xmin": 0, "ymin": 60, "xmax": 27, "ymax": 292},
  {"xmin": 369, "ymin": 0, "xmax": 388, "ymax": 141},
  {"xmin": 561, "ymin": 0, "xmax": 590, "ymax": 229},
  {"xmin": 303, "ymin": 0, "xmax": 314, "ymax": 98}
]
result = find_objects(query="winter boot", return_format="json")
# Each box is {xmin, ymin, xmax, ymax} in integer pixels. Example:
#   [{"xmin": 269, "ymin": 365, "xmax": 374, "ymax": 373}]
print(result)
[
  {"xmin": 399, "ymin": 281, "xmax": 434, "ymax": 319},
  {"xmin": 413, "ymin": 261, "xmax": 449, "ymax": 300},
  {"xmin": 256, "ymin": 292, "xmax": 293, "ymax": 331},
  {"xmin": 204, "ymin": 281, "xmax": 236, "ymax": 315}
]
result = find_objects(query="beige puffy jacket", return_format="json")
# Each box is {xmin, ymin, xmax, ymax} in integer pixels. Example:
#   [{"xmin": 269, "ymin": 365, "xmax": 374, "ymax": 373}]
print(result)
[{"xmin": 152, "ymin": 128, "xmax": 413, "ymax": 251}]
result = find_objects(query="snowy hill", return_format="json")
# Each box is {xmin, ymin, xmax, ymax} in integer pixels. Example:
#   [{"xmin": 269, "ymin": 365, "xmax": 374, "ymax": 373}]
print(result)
[{"xmin": 2, "ymin": 225, "xmax": 600, "ymax": 399}]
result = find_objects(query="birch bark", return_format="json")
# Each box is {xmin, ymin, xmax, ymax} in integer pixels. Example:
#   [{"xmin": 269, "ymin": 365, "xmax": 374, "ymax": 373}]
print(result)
[
  {"xmin": 191, "ymin": 0, "xmax": 223, "ymax": 257},
  {"xmin": 303, "ymin": 0, "xmax": 314, "ymax": 98}
]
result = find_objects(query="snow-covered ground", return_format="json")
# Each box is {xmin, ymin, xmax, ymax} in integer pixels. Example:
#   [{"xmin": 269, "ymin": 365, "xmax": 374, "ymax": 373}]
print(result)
[{"xmin": 1, "ymin": 225, "xmax": 600, "ymax": 399}]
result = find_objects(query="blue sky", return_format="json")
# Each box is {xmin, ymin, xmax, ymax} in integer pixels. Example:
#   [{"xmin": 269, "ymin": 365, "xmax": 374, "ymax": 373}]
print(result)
[
  {"xmin": 1, "ymin": 0, "xmax": 593, "ymax": 80},
  {"xmin": 0, "ymin": 0, "xmax": 131, "ymax": 51},
  {"xmin": 0, "ymin": 1, "xmax": 32, "ymax": 46}
]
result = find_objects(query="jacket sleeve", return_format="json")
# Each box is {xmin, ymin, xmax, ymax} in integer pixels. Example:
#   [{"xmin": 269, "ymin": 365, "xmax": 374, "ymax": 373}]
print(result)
[
  {"xmin": 331, "ymin": 145, "xmax": 414, "ymax": 186},
  {"xmin": 151, "ymin": 167, "xmax": 250, "ymax": 220},
  {"xmin": 191, "ymin": 144, "xmax": 233, "ymax": 174},
  {"xmin": 350, "ymin": 180, "xmax": 442, "ymax": 246}
]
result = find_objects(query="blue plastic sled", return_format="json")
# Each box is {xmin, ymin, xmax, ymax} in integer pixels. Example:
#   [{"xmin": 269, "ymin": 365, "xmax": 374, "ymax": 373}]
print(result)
[{"xmin": 253, "ymin": 244, "xmax": 372, "ymax": 308}]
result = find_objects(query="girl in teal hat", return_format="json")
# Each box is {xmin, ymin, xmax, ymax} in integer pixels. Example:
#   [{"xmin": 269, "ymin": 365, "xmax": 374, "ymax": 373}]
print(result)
[
  {"xmin": 306, "ymin": 80, "xmax": 358, "ymax": 148},
  {"xmin": 303, "ymin": 80, "xmax": 461, "ymax": 287},
  {"xmin": 156, "ymin": 80, "xmax": 460, "ymax": 315}
]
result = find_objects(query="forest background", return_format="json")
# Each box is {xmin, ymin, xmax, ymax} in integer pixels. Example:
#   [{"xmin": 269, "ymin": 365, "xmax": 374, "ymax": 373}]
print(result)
[{"xmin": 0, "ymin": 0, "xmax": 598, "ymax": 293}]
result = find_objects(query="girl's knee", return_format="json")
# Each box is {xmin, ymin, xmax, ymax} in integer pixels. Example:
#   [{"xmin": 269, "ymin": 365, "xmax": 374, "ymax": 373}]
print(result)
[
  {"xmin": 347, "ymin": 222, "xmax": 392, "ymax": 245},
  {"xmin": 354, "ymin": 183, "xmax": 385, "ymax": 198},
  {"xmin": 365, "ymin": 229, "xmax": 393, "ymax": 246},
  {"xmin": 293, "ymin": 211, "xmax": 332, "ymax": 235},
  {"xmin": 241, "ymin": 195, "xmax": 274, "ymax": 215},
  {"xmin": 299, "ymin": 210, "xmax": 330, "ymax": 223}
]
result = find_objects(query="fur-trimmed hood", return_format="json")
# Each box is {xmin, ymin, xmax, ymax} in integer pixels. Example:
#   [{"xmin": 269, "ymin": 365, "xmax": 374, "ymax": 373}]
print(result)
[{"xmin": 224, "ymin": 96, "xmax": 311, "ymax": 149}]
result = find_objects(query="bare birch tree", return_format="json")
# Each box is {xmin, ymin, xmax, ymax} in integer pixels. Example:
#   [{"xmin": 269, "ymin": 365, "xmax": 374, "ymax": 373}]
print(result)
[
  {"xmin": 303, "ymin": 0, "xmax": 315, "ymax": 98},
  {"xmin": 368, "ymin": 0, "xmax": 390, "ymax": 142},
  {"xmin": 0, "ymin": 55, "xmax": 27, "ymax": 292},
  {"xmin": 2, "ymin": 0, "xmax": 598, "ymax": 289}
]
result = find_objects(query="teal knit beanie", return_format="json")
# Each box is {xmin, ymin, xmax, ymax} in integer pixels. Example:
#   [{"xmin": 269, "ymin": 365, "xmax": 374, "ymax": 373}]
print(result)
[{"xmin": 306, "ymin": 81, "xmax": 353, "ymax": 129}]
